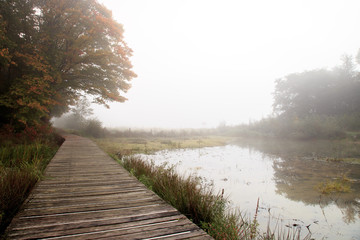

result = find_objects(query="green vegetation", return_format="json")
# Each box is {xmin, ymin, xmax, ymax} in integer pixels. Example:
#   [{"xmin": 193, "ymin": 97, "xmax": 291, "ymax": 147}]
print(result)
[
  {"xmin": 113, "ymin": 155, "xmax": 301, "ymax": 240},
  {"xmin": 96, "ymin": 136, "xmax": 305, "ymax": 239},
  {"xmin": 119, "ymin": 156, "xmax": 238, "ymax": 238},
  {"xmin": 317, "ymin": 174, "xmax": 352, "ymax": 194},
  {"xmin": 0, "ymin": 131, "xmax": 62, "ymax": 236}
]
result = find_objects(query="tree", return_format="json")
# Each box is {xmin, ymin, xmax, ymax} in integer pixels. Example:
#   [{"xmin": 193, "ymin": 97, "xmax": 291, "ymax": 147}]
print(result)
[
  {"xmin": 273, "ymin": 69, "xmax": 336, "ymax": 117},
  {"xmin": 273, "ymin": 54, "xmax": 360, "ymax": 118},
  {"xmin": 83, "ymin": 118, "xmax": 104, "ymax": 138},
  {"xmin": 0, "ymin": 0, "xmax": 51, "ymax": 127},
  {"xmin": 0, "ymin": 0, "xmax": 136, "ymax": 130},
  {"xmin": 54, "ymin": 97, "xmax": 93, "ymax": 130}
]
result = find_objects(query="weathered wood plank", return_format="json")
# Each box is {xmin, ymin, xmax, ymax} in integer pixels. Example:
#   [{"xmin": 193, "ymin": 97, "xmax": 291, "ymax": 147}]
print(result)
[
  {"xmin": 26, "ymin": 191, "xmax": 154, "ymax": 208},
  {"xmin": 6, "ymin": 135, "xmax": 213, "ymax": 239},
  {"xmin": 32, "ymin": 186, "xmax": 146, "ymax": 198},
  {"xmin": 19, "ymin": 198, "xmax": 165, "ymax": 217},
  {"xmin": 13, "ymin": 203, "xmax": 176, "ymax": 228},
  {"xmin": 59, "ymin": 222, "xmax": 199, "ymax": 240},
  {"xmin": 8, "ymin": 215, "xmax": 184, "ymax": 239},
  {"xmin": 9, "ymin": 210, "xmax": 181, "ymax": 234}
]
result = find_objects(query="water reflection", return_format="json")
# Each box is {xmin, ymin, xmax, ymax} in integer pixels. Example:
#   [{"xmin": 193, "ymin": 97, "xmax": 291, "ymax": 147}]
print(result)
[
  {"xmin": 141, "ymin": 140, "xmax": 360, "ymax": 239},
  {"xmin": 235, "ymin": 139, "xmax": 360, "ymax": 237},
  {"xmin": 273, "ymin": 158, "xmax": 360, "ymax": 223},
  {"xmin": 234, "ymin": 138, "xmax": 360, "ymax": 160}
]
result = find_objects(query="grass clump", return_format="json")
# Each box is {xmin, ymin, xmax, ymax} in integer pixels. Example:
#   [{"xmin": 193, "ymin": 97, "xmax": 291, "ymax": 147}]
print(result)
[
  {"xmin": 0, "ymin": 138, "xmax": 61, "ymax": 235},
  {"xmin": 117, "ymin": 155, "xmax": 244, "ymax": 239},
  {"xmin": 116, "ymin": 155, "xmax": 294, "ymax": 239},
  {"xmin": 317, "ymin": 174, "xmax": 352, "ymax": 194}
]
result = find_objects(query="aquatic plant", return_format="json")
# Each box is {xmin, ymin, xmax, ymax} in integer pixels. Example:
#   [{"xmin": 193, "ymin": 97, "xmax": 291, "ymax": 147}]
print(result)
[{"xmin": 316, "ymin": 174, "xmax": 352, "ymax": 194}]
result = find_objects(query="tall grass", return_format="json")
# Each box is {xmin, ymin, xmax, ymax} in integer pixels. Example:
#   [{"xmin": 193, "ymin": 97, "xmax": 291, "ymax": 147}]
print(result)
[
  {"xmin": 0, "ymin": 142, "xmax": 59, "ymax": 235},
  {"xmin": 117, "ymin": 155, "xmax": 246, "ymax": 239},
  {"xmin": 115, "ymin": 155, "xmax": 305, "ymax": 240}
]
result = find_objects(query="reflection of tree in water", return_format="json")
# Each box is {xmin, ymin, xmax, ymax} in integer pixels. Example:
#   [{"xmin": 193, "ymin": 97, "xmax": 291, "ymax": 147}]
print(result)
[
  {"xmin": 337, "ymin": 198, "xmax": 359, "ymax": 224},
  {"xmin": 273, "ymin": 157, "xmax": 360, "ymax": 223},
  {"xmin": 235, "ymin": 138, "xmax": 360, "ymax": 159},
  {"xmin": 234, "ymin": 138, "xmax": 360, "ymax": 223}
]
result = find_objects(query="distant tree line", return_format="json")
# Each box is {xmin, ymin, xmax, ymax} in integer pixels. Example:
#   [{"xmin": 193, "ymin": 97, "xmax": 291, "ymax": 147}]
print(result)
[
  {"xmin": 0, "ymin": 0, "xmax": 136, "ymax": 135},
  {"xmin": 228, "ymin": 52, "xmax": 360, "ymax": 140},
  {"xmin": 273, "ymin": 54, "xmax": 360, "ymax": 119},
  {"xmin": 53, "ymin": 99, "xmax": 215, "ymax": 139},
  {"xmin": 53, "ymin": 98, "xmax": 106, "ymax": 138}
]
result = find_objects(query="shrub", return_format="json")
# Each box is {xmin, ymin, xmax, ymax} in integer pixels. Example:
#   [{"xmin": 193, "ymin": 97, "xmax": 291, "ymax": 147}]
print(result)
[{"xmin": 83, "ymin": 118, "xmax": 105, "ymax": 138}]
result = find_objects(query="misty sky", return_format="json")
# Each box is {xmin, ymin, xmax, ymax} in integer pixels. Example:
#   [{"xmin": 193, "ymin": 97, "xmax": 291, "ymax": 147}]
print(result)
[{"xmin": 95, "ymin": 0, "xmax": 360, "ymax": 129}]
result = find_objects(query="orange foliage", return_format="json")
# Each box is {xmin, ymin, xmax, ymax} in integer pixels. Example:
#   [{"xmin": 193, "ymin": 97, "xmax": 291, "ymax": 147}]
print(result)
[{"xmin": 0, "ymin": 0, "xmax": 136, "ymax": 130}]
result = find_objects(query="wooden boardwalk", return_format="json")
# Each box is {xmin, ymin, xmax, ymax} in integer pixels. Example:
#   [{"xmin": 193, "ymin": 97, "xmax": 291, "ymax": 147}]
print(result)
[{"xmin": 6, "ymin": 135, "xmax": 212, "ymax": 239}]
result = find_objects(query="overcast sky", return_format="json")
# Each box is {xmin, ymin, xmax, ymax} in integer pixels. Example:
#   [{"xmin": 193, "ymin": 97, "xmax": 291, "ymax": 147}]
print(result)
[{"xmin": 95, "ymin": 0, "xmax": 360, "ymax": 129}]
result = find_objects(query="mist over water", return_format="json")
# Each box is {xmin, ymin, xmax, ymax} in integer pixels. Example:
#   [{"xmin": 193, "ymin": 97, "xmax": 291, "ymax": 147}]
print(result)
[
  {"xmin": 140, "ymin": 142, "xmax": 360, "ymax": 239},
  {"xmin": 3, "ymin": 0, "xmax": 360, "ymax": 239}
]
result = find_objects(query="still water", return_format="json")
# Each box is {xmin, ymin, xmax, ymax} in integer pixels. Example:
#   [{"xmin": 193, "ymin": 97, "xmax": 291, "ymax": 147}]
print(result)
[{"xmin": 140, "ymin": 140, "xmax": 360, "ymax": 239}]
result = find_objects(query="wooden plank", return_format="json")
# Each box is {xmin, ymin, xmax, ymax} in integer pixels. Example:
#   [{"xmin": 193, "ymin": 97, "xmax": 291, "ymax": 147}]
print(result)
[
  {"xmin": 13, "ymin": 204, "xmax": 176, "ymax": 228},
  {"xmin": 150, "ymin": 230, "xmax": 214, "ymax": 240},
  {"xmin": 5, "ymin": 135, "xmax": 213, "ymax": 239},
  {"xmin": 32, "ymin": 185, "xmax": 145, "ymax": 197},
  {"xmin": 25, "ymin": 195, "xmax": 158, "ymax": 211},
  {"xmin": 32, "ymin": 183, "xmax": 145, "ymax": 195},
  {"xmin": 20, "ymin": 198, "xmax": 165, "ymax": 217},
  {"xmin": 9, "ymin": 215, "xmax": 184, "ymax": 239},
  {"xmin": 26, "ymin": 191, "xmax": 155, "ymax": 208},
  {"xmin": 56, "ymin": 221, "xmax": 199, "ymax": 240},
  {"xmin": 9, "ymin": 210, "xmax": 181, "ymax": 233}
]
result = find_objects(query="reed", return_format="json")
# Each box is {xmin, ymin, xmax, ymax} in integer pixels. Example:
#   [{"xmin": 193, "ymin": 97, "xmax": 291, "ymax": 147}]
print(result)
[
  {"xmin": 99, "ymin": 138, "xmax": 310, "ymax": 239},
  {"xmin": 115, "ymin": 155, "xmax": 304, "ymax": 239},
  {"xmin": 0, "ymin": 143, "xmax": 59, "ymax": 235}
]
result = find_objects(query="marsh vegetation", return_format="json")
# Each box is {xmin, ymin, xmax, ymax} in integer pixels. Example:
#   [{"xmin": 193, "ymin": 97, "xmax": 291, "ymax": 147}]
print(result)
[
  {"xmin": 109, "ymin": 153, "xmax": 305, "ymax": 240},
  {"xmin": 1, "ymin": 1, "xmax": 360, "ymax": 239},
  {"xmin": 96, "ymin": 134, "xmax": 360, "ymax": 239},
  {"xmin": 0, "ymin": 129, "xmax": 62, "ymax": 236}
]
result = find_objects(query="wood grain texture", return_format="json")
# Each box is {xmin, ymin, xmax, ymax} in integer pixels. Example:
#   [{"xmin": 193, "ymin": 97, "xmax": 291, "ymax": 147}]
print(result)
[{"xmin": 6, "ymin": 135, "xmax": 213, "ymax": 239}]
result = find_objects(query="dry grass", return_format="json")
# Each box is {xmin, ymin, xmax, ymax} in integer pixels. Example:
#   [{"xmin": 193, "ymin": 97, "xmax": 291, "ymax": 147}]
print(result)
[{"xmin": 95, "ymin": 136, "xmax": 231, "ymax": 157}]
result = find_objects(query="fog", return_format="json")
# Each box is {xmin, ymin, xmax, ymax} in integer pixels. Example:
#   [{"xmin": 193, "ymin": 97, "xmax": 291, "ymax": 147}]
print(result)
[{"xmin": 94, "ymin": 0, "xmax": 360, "ymax": 129}]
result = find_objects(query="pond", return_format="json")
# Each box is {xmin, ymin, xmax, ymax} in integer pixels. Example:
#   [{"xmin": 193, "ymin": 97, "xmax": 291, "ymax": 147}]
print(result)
[{"xmin": 139, "ymin": 139, "xmax": 360, "ymax": 239}]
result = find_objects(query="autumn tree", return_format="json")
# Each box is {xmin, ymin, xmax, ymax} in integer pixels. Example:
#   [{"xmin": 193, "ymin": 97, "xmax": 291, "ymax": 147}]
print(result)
[{"xmin": 0, "ymin": 0, "xmax": 136, "ymax": 130}]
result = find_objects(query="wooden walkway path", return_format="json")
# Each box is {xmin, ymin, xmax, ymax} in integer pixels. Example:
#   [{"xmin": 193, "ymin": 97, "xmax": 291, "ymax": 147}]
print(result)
[{"xmin": 6, "ymin": 135, "xmax": 212, "ymax": 239}]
